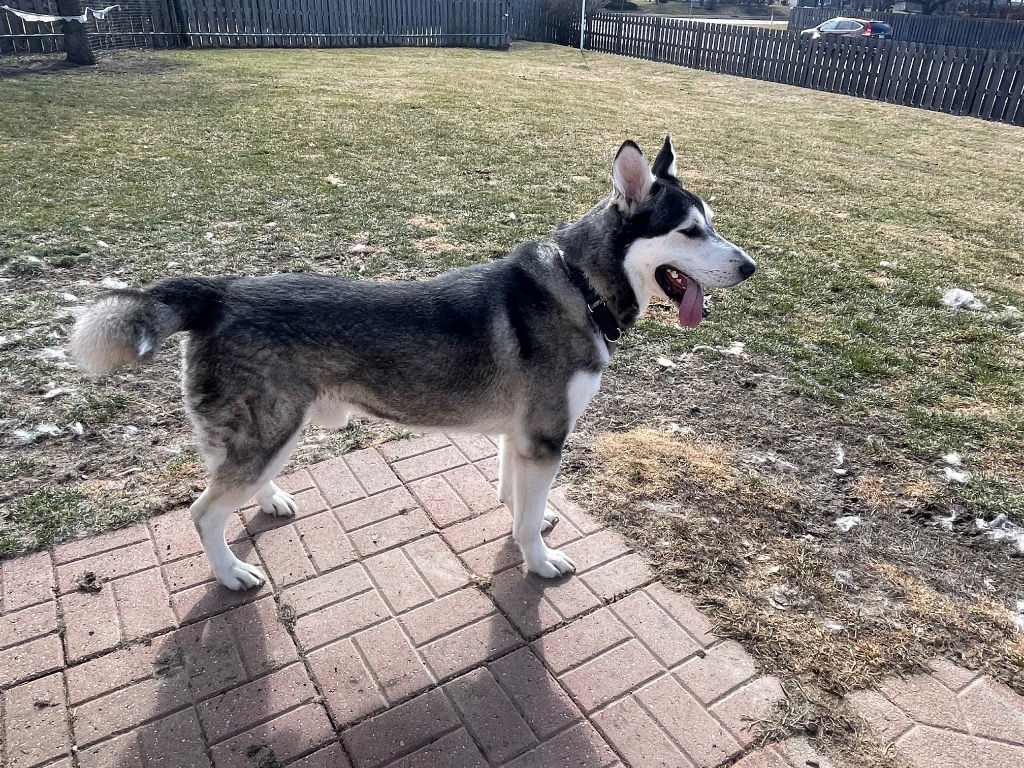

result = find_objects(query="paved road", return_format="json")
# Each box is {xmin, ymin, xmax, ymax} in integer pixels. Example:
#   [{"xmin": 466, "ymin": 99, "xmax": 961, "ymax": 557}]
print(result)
[{"xmin": 644, "ymin": 15, "xmax": 789, "ymax": 27}]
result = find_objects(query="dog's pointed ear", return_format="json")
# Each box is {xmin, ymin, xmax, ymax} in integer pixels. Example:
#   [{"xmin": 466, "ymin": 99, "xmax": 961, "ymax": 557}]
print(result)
[
  {"xmin": 612, "ymin": 140, "xmax": 654, "ymax": 212},
  {"xmin": 651, "ymin": 135, "xmax": 677, "ymax": 180}
]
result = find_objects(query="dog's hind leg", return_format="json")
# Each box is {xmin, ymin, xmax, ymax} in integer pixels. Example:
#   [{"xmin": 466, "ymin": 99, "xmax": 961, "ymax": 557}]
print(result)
[
  {"xmin": 190, "ymin": 483, "xmax": 267, "ymax": 590},
  {"xmin": 192, "ymin": 426, "xmax": 303, "ymax": 590}
]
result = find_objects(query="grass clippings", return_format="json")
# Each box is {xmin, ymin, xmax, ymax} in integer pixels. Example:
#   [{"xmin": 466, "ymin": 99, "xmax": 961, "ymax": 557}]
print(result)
[
  {"xmin": 245, "ymin": 744, "xmax": 282, "ymax": 768},
  {"xmin": 76, "ymin": 570, "xmax": 103, "ymax": 594},
  {"xmin": 275, "ymin": 600, "xmax": 298, "ymax": 631}
]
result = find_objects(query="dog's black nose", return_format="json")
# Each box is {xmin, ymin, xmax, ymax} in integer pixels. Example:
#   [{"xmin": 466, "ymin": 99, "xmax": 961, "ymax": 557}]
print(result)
[{"xmin": 739, "ymin": 260, "xmax": 757, "ymax": 278}]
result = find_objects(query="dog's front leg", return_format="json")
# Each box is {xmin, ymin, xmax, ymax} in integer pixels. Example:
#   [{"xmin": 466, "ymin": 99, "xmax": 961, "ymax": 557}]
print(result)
[
  {"xmin": 511, "ymin": 446, "xmax": 576, "ymax": 578},
  {"xmin": 500, "ymin": 434, "xmax": 558, "ymax": 532}
]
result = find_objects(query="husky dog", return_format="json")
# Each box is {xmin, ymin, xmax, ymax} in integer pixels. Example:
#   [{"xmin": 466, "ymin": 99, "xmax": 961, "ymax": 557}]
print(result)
[{"xmin": 71, "ymin": 137, "xmax": 756, "ymax": 590}]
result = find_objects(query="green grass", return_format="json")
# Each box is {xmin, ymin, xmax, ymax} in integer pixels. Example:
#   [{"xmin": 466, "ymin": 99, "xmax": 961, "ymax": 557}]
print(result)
[{"xmin": 0, "ymin": 43, "xmax": 1022, "ymax": 554}]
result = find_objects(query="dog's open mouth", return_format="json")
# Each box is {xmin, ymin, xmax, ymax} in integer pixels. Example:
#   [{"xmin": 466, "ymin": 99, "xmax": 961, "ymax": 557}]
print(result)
[{"xmin": 655, "ymin": 266, "xmax": 706, "ymax": 328}]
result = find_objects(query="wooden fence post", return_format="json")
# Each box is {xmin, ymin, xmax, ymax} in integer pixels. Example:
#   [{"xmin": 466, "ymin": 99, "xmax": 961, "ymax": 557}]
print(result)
[
  {"xmin": 692, "ymin": 22, "xmax": 703, "ymax": 69},
  {"xmin": 800, "ymin": 36, "xmax": 813, "ymax": 88},
  {"xmin": 967, "ymin": 48, "xmax": 999, "ymax": 118},
  {"xmin": 872, "ymin": 38, "xmax": 895, "ymax": 100},
  {"xmin": 743, "ymin": 26, "xmax": 755, "ymax": 77},
  {"xmin": 653, "ymin": 15, "xmax": 663, "ymax": 61}
]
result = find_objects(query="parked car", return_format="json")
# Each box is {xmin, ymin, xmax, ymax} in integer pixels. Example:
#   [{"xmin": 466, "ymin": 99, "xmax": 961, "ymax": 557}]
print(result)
[{"xmin": 801, "ymin": 18, "xmax": 893, "ymax": 40}]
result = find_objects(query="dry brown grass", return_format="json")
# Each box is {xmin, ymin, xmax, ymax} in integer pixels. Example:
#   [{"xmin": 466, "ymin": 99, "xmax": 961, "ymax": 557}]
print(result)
[
  {"xmin": 593, "ymin": 428, "xmax": 737, "ymax": 497},
  {"xmin": 414, "ymin": 236, "xmax": 461, "ymax": 254}
]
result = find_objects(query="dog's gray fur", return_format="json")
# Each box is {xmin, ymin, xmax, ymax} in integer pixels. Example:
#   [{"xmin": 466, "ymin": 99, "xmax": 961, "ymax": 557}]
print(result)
[{"xmin": 71, "ymin": 137, "xmax": 756, "ymax": 590}]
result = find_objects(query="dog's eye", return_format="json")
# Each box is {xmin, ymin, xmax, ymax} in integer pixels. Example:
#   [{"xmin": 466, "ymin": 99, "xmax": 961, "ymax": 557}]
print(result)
[{"xmin": 679, "ymin": 225, "xmax": 701, "ymax": 238}]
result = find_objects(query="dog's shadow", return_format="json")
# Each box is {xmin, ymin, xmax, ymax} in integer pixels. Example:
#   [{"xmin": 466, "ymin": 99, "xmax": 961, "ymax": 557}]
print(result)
[{"xmin": 92, "ymin": 534, "xmax": 606, "ymax": 767}]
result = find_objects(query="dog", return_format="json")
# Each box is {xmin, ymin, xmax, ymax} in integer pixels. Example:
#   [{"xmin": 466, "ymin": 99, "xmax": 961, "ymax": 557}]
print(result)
[{"xmin": 71, "ymin": 137, "xmax": 756, "ymax": 590}]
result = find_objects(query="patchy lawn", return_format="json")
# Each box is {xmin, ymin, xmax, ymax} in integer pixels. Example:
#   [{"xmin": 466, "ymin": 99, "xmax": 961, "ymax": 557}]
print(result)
[{"xmin": 1, "ymin": 43, "xmax": 1022, "ymax": 765}]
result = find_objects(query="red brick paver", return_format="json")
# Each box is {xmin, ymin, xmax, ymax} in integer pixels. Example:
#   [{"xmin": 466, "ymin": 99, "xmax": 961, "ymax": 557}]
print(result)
[
  {"xmin": 849, "ymin": 659, "xmax": 1024, "ymax": 768},
  {"xmin": 1, "ymin": 432, "xmax": 961, "ymax": 768}
]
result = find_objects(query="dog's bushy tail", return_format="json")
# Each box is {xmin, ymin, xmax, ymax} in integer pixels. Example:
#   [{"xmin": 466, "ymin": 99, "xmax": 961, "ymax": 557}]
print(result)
[{"xmin": 71, "ymin": 277, "xmax": 229, "ymax": 375}]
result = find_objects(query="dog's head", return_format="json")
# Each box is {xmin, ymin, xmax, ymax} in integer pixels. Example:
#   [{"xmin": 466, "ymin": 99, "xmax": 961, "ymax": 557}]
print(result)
[{"xmin": 575, "ymin": 136, "xmax": 756, "ymax": 330}]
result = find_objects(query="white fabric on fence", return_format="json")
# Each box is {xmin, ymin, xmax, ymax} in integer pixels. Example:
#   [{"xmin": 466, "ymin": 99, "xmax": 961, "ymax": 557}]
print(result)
[{"xmin": 1, "ymin": 4, "xmax": 119, "ymax": 23}]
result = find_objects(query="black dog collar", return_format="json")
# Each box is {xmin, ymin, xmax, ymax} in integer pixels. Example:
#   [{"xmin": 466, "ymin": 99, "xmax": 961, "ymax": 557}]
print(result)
[{"xmin": 560, "ymin": 255, "xmax": 623, "ymax": 344}]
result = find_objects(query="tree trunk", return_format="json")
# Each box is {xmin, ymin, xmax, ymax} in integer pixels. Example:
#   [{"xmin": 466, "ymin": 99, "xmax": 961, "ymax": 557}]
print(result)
[{"xmin": 56, "ymin": 0, "xmax": 95, "ymax": 65}]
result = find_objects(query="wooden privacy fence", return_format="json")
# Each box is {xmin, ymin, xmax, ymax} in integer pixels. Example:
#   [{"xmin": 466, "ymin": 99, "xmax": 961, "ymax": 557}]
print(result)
[
  {"xmin": 548, "ymin": 13, "xmax": 1023, "ymax": 125},
  {"xmin": 0, "ymin": 0, "xmax": 511, "ymax": 53},
  {"xmin": 789, "ymin": 8, "xmax": 1024, "ymax": 52},
  {"xmin": 175, "ymin": 0, "xmax": 510, "ymax": 48}
]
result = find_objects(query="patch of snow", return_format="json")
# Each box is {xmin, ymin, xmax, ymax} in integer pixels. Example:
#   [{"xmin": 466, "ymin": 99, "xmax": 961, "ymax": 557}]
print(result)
[
  {"xmin": 37, "ymin": 347, "xmax": 73, "ymax": 368},
  {"xmin": 768, "ymin": 585, "xmax": 800, "ymax": 610},
  {"xmin": 507, "ymin": 212, "xmax": 517, "ymax": 220},
  {"xmin": 745, "ymin": 451, "xmax": 798, "ymax": 472},
  {"xmin": 943, "ymin": 467, "xmax": 970, "ymax": 484},
  {"xmin": 693, "ymin": 341, "xmax": 746, "ymax": 358},
  {"xmin": 822, "ymin": 620, "xmax": 846, "ymax": 632},
  {"xmin": 59, "ymin": 292, "xmax": 79, "ymax": 303},
  {"xmin": 833, "ymin": 445, "xmax": 848, "ymax": 476},
  {"xmin": 940, "ymin": 288, "xmax": 986, "ymax": 311},
  {"xmin": 123, "ymin": 425, "xmax": 140, "ymax": 436},
  {"xmin": 67, "ymin": 422, "xmax": 84, "ymax": 437},
  {"xmin": 1001, "ymin": 305, "xmax": 1022, "ymax": 318},
  {"xmin": 975, "ymin": 514, "xmax": 1024, "ymax": 553},
  {"xmin": 24, "ymin": 255, "xmax": 42, "ymax": 264},
  {"xmin": 835, "ymin": 515, "xmax": 862, "ymax": 532},
  {"xmin": 13, "ymin": 423, "xmax": 63, "ymax": 444},
  {"xmin": 834, "ymin": 569, "xmax": 856, "ymax": 588},
  {"xmin": 96, "ymin": 240, "xmax": 110, "ymax": 249},
  {"xmin": 326, "ymin": 175, "xmax": 346, "ymax": 187},
  {"xmin": 1011, "ymin": 600, "xmax": 1024, "ymax": 632},
  {"xmin": 664, "ymin": 422, "xmax": 694, "ymax": 436},
  {"xmin": 42, "ymin": 387, "xmax": 74, "ymax": 400},
  {"xmin": 641, "ymin": 501, "xmax": 684, "ymax": 519},
  {"xmin": 879, "ymin": 260, "xmax": 894, "ymax": 268},
  {"xmin": 656, "ymin": 356, "xmax": 676, "ymax": 369},
  {"xmin": 348, "ymin": 243, "xmax": 371, "ymax": 254},
  {"xmin": 943, "ymin": 451, "xmax": 962, "ymax": 467},
  {"xmin": 934, "ymin": 510, "xmax": 958, "ymax": 532},
  {"xmin": 100, "ymin": 277, "xmax": 127, "ymax": 290}
]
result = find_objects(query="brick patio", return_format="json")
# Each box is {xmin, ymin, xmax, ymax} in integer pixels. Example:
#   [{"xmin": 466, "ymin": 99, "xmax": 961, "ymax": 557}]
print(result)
[{"xmin": 2, "ymin": 433, "xmax": 1022, "ymax": 768}]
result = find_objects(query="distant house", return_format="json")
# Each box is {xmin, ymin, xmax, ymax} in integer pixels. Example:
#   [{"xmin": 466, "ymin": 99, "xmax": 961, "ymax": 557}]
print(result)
[{"xmin": 892, "ymin": 1, "xmax": 923, "ymax": 12}]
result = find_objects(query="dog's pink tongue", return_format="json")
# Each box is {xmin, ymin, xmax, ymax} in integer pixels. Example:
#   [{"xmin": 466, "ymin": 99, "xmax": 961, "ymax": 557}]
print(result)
[{"xmin": 678, "ymin": 277, "xmax": 704, "ymax": 328}]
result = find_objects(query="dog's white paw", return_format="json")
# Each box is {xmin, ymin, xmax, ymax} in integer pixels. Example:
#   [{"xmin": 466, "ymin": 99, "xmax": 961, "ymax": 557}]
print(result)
[
  {"xmin": 541, "ymin": 509, "xmax": 559, "ymax": 533},
  {"xmin": 259, "ymin": 488, "xmax": 297, "ymax": 517},
  {"xmin": 523, "ymin": 542, "xmax": 576, "ymax": 579},
  {"xmin": 216, "ymin": 559, "xmax": 265, "ymax": 591},
  {"xmin": 498, "ymin": 482, "xmax": 511, "ymax": 506}
]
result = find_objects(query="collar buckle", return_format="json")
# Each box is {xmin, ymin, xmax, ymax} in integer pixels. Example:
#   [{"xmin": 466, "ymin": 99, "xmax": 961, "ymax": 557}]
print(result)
[{"xmin": 560, "ymin": 252, "xmax": 624, "ymax": 346}]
